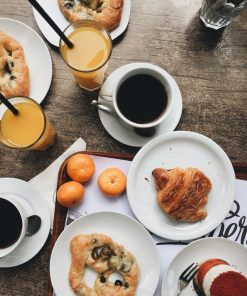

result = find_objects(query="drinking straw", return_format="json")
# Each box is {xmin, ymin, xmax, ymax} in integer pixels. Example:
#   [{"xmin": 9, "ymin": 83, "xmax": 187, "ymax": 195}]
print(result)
[
  {"xmin": 27, "ymin": 0, "xmax": 73, "ymax": 48},
  {"xmin": 0, "ymin": 93, "xmax": 19, "ymax": 115},
  {"xmin": 227, "ymin": 0, "xmax": 246, "ymax": 6}
]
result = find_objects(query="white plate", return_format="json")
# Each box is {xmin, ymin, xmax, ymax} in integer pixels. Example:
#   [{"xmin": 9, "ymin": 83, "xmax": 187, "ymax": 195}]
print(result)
[
  {"xmin": 0, "ymin": 178, "xmax": 50, "ymax": 267},
  {"xmin": 127, "ymin": 131, "xmax": 235, "ymax": 240},
  {"xmin": 50, "ymin": 211, "xmax": 160, "ymax": 296},
  {"xmin": 0, "ymin": 18, "xmax": 52, "ymax": 104},
  {"xmin": 32, "ymin": 0, "xmax": 131, "ymax": 46},
  {"xmin": 98, "ymin": 63, "xmax": 182, "ymax": 147},
  {"xmin": 161, "ymin": 237, "xmax": 247, "ymax": 296}
]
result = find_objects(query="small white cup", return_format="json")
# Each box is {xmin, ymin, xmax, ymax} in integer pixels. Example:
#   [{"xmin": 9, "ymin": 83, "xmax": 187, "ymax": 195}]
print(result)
[
  {"xmin": 100, "ymin": 64, "xmax": 174, "ymax": 132},
  {"xmin": 0, "ymin": 195, "xmax": 28, "ymax": 257}
]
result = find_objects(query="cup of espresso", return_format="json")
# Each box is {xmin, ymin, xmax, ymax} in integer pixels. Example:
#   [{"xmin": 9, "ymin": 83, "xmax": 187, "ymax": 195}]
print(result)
[
  {"xmin": 0, "ymin": 195, "xmax": 28, "ymax": 257},
  {"xmin": 100, "ymin": 64, "xmax": 174, "ymax": 136}
]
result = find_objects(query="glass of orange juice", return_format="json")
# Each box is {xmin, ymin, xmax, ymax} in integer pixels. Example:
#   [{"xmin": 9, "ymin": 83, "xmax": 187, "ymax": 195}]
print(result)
[
  {"xmin": 59, "ymin": 20, "xmax": 112, "ymax": 91},
  {"xmin": 0, "ymin": 97, "xmax": 56, "ymax": 150}
]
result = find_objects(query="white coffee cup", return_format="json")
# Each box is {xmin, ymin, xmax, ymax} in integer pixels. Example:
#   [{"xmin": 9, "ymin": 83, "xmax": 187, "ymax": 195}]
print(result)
[
  {"xmin": 100, "ymin": 63, "xmax": 174, "ymax": 132},
  {"xmin": 0, "ymin": 195, "xmax": 28, "ymax": 257}
]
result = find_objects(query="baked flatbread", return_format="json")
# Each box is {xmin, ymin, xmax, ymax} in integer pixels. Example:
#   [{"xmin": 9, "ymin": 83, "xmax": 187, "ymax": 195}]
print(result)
[
  {"xmin": 58, "ymin": 0, "xmax": 124, "ymax": 31},
  {"xmin": 69, "ymin": 233, "xmax": 140, "ymax": 296},
  {"xmin": 0, "ymin": 32, "xmax": 29, "ymax": 98}
]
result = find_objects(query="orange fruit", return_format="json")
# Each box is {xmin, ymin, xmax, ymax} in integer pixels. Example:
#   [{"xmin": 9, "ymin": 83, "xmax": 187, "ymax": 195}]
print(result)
[
  {"xmin": 57, "ymin": 181, "xmax": 84, "ymax": 207},
  {"xmin": 97, "ymin": 167, "xmax": 127, "ymax": 197},
  {"xmin": 67, "ymin": 154, "xmax": 95, "ymax": 182}
]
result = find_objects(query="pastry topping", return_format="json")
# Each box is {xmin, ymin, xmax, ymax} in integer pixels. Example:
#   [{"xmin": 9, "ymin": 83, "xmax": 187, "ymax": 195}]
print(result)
[
  {"xmin": 100, "ymin": 275, "xmax": 106, "ymax": 283},
  {"xmin": 99, "ymin": 245, "xmax": 114, "ymax": 257},
  {"xmin": 92, "ymin": 247, "xmax": 100, "ymax": 260},
  {"xmin": 91, "ymin": 245, "xmax": 114, "ymax": 260},
  {"xmin": 64, "ymin": 1, "xmax": 74, "ymax": 9},
  {"xmin": 115, "ymin": 279, "xmax": 123, "ymax": 286},
  {"xmin": 124, "ymin": 282, "xmax": 129, "ymax": 289}
]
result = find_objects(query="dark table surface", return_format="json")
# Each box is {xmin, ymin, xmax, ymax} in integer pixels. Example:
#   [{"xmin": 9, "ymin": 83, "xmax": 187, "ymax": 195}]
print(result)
[{"xmin": 0, "ymin": 0, "xmax": 247, "ymax": 295}]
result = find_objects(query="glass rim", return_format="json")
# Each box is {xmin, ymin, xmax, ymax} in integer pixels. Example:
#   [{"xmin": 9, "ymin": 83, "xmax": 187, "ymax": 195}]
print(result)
[
  {"xmin": 0, "ymin": 96, "xmax": 47, "ymax": 149},
  {"xmin": 59, "ymin": 20, "xmax": 113, "ymax": 73}
]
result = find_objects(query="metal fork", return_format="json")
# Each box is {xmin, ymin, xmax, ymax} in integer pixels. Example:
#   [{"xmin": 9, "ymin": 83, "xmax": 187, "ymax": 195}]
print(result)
[{"xmin": 176, "ymin": 263, "xmax": 199, "ymax": 296}]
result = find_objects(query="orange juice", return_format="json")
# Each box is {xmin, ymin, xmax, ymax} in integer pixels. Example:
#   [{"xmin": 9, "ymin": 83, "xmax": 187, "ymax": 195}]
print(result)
[
  {"xmin": 60, "ymin": 21, "xmax": 112, "ymax": 91},
  {"xmin": 0, "ymin": 97, "xmax": 55, "ymax": 150}
]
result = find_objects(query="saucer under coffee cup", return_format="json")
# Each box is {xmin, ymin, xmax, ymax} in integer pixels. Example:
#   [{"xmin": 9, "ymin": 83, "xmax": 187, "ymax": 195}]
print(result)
[{"xmin": 99, "ymin": 64, "xmax": 174, "ymax": 137}]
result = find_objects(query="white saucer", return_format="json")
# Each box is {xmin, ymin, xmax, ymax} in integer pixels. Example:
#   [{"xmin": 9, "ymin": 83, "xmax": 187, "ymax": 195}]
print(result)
[
  {"xmin": 98, "ymin": 63, "xmax": 183, "ymax": 147},
  {"xmin": 0, "ymin": 178, "xmax": 50, "ymax": 267},
  {"xmin": 32, "ymin": 0, "xmax": 131, "ymax": 47},
  {"xmin": 0, "ymin": 18, "xmax": 52, "ymax": 104}
]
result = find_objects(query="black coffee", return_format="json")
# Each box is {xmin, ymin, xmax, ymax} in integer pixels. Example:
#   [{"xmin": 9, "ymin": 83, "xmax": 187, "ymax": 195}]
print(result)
[
  {"xmin": 117, "ymin": 74, "xmax": 167, "ymax": 124},
  {"xmin": 0, "ymin": 198, "xmax": 22, "ymax": 249}
]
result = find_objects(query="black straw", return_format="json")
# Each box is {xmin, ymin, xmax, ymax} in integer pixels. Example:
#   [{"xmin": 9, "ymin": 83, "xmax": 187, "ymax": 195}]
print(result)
[
  {"xmin": 0, "ymin": 93, "xmax": 19, "ymax": 115},
  {"xmin": 227, "ymin": 0, "xmax": 245, "ymax": 5},
  {"xmin": 27, "ymin": 0, "xmax": 74, "ymax": 48}
]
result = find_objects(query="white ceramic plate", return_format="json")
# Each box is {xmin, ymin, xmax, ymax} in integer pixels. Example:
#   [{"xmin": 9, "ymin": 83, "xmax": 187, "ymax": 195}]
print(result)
[
  {"xmin": 98, "ymin": 63, "xmax": 182, "ymax": 147},
  {"xmin": 0, "ymin": 178, "xmax": 50, "ymax": 267},
  {"xmin": 32, "ymin": 0, "xmax": 131, "ymax": 46},
  {"xmin": 0, "ymin": 18, "xmax": 52, "ymax": 104},
  {"xmin": 161, "ymin": 237, "xmax": 247, "ymax": 296},
  {"xmin": 50, "ymin": 211, "xmax": 160, "ymax": 296},
  {"xmin": 127, "ymin": 131, "xmax": 235, "ymax": 240}
]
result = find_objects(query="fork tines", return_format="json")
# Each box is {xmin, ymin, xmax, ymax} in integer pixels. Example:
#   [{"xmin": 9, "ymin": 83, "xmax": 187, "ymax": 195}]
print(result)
[{"xmin": 180, "ymin": 262, "xmax": 199, "ymax": 282}]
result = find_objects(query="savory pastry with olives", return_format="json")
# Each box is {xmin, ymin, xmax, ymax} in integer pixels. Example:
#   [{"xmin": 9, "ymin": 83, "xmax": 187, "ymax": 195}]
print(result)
[
  {"xmin": 0, "ymin": 31, "xmax": 29, "ymax": 98},
  {"xmin": 69, "ymin": 233, "xmax": 140, "ymax": 296},
  {"xmin": 58, "ymin": 0, "xmax": 124, "ymax": 31}
]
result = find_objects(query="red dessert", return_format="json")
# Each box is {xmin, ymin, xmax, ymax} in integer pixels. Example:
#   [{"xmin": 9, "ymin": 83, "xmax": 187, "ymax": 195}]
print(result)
[{"xmin": 193, "ymin": 258, "xmax": 247, "ymax": 296}]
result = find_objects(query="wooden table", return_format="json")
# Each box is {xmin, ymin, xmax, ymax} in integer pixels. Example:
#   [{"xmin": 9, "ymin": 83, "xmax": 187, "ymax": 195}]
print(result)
[{"xmin": 0, "ymin": 0, "xmax": 246, "ymax": 295}]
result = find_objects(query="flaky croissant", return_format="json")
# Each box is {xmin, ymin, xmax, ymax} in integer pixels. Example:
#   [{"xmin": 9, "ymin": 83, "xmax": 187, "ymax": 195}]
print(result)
[{"xmin": 152, "ymin": 167, "xmax": 212, "ymax": 222}]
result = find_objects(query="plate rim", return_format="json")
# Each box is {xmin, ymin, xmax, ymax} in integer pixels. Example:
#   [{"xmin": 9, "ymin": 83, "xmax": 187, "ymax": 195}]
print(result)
[
  {"xmin": 0, "ymin": 177, "xmax": 51, "ymax": 267},
  {"xmin": 127, "ymin": 130, "xmax": 236, "ymax": 240},
  {"xmin": 98, "ymin": 62, "xmax": 183, "ymax": 147},
  {"xmin": 50, "ymin": 210, "xmax": 160, "ymax": 296},
  {"xmin": 161, "ymin": 237, "xmax": 247, "ymax": 296},
  {"xmin": 32, "ymin": 0, "xmax": 131, "ymax": 46},
  {"xmin": 0, "ymin": 17, "xmax": 52, "ymax": 104}
]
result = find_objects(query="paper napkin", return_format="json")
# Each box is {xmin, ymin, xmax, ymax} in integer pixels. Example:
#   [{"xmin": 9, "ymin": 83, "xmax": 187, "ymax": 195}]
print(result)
[{"xmin": 29, "ymin": 138, "xmax": 86, "ymax": 229}]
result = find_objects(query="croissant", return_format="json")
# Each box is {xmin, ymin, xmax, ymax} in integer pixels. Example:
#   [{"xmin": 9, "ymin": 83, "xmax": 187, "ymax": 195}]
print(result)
[{"xmin": 152, "ymin": 167, "xmax": 212, "ymax": 222}]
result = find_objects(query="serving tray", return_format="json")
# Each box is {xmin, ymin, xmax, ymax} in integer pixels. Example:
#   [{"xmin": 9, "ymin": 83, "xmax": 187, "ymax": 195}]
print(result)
[{"xmin": 47, "ymin": 151, "xmax": 247, "ymax": 296}]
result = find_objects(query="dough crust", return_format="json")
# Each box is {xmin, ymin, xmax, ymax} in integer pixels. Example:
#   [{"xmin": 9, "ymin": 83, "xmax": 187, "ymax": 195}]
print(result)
[
  {"xmin": 0, "ymin": 32, "xmax": 29, "ymax": 98},
  {"xmin": 58, "ymin": 0, "xmax": 124, "ymax": 31},
  {"xmin": 152, "ymin": 167, "xmax": 212, "ymax": 222},
  {"xmin": 69, "ymin": 233, "xmax": 140, "ymax": 296}
]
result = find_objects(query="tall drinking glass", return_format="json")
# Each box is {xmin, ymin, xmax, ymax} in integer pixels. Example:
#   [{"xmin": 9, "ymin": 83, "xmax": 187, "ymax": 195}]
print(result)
[
  {"xmin": 0, "ymin": 97, "xmax": 56, "ymax": 150},
  {"xmin": 200, "ymin": 0, "xmax": 247, "ymax": 30},
  {"xmin": 59, "ymin": 20, "xmax": 112, "ymax": 91}
]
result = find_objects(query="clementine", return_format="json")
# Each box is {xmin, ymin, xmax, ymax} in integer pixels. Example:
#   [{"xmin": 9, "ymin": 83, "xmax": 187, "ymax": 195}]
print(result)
[
  {"xmin": 67, "ymin": 153, "xmax": 95, "ymax": 182},
  {"xmin": 57, "ymin": 181, "xmax": 84, "ymax": 207},
  {"xmin": 98, "ymin": 167, "xmax": 127, "ymax": 197}
]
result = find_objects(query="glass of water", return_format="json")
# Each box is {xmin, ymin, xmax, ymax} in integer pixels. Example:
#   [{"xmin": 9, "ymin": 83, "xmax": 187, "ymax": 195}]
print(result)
[{"xmin": 200, "ymin": 0, "xmax": 247, "ymax": 30}]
